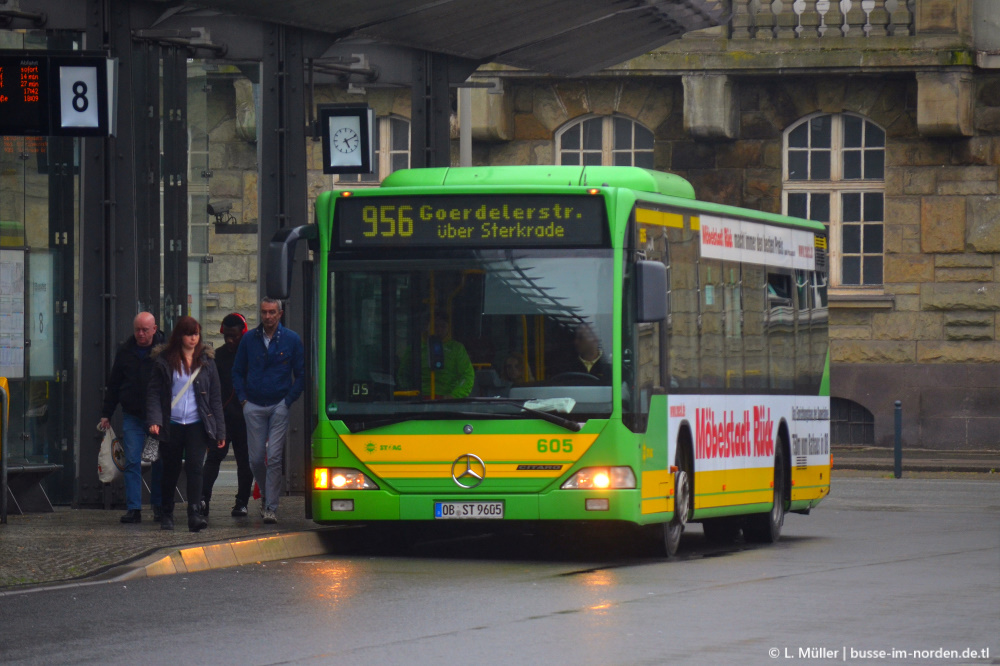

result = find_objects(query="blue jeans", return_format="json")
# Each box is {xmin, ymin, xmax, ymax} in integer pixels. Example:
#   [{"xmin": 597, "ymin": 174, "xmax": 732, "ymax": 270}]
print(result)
[
  {"xmin": 122, "ymin": 412, "xmax": 163, "ymax": 510},
  {"xmin": 243, "ymin": 401, "xmax": 289, "ymax": 512}
]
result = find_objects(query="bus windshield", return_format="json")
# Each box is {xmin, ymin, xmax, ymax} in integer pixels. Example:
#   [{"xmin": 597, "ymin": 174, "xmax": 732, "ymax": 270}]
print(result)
[{"xmin": 327, "ymin": 248, "xmax": 615, "ymax": 427}]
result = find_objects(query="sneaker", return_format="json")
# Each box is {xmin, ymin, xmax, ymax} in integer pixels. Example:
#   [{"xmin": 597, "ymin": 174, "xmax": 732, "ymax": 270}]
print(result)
[
  {"xmin": 120, "ymin": 509, "xmax": 141, "ymax": 524},
  {"xmin": 259, "ymin": 500, "xmax": 266, "ymax": 518},
  {"xmin": 231, "ymin": 502, "xmax": 248, "ymax": 517},
  {"xmin": 263, "ymin": 509, "xmax": 277, "ymax": 524}
]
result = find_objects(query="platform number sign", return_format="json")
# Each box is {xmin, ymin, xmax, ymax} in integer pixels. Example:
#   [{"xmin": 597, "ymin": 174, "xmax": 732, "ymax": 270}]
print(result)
[
  {"xmin": 0, "ymin": 53, "xmax": 112, "ymax": 137},
  {"xmin": 51, "ymin": 57, "xmax": 110, "ymax": 136},
  {"xmin": 59, "ymin": 66, "xmax": 99, "ymax": 128}
]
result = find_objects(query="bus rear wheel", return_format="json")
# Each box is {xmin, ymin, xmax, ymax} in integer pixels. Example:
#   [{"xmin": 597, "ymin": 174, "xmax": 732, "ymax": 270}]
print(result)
[
  {"xmin": 663, "ymin": 469, "xmax": 690, "ymax": 557},
  {"xmin": 744, "ymin": 446, "xmax": 786, "ymax": 544}
]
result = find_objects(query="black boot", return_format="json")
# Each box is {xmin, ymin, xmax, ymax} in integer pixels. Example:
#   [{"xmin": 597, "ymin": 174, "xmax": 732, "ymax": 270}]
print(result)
[
  {"xmin": 152, "ymin": 505, "xmax": 163, "ymax": 523},
  {"xmin": 188, "ymin": 503, "xmax": 207, "ymax": 532},
  {"xmin": 120, "ymin": 509, "xmax": 141, "ymax": 524},
  {"xmin": 200, "ymin": 499, "xmax": 210, "ymax": 518},
  {"xmin": 160, "ymin": 507, "xmax": 174, "ymax": 530}
]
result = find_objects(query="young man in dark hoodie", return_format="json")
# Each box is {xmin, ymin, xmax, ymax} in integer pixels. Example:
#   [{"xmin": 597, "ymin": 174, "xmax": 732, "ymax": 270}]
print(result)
[
  {"xmin": 200, "ymin": 312, "xmax": 254, "ymax": 518},
  {"xmin": 99, "ymin": 311, "xmax": 165, "ymax": 523}
]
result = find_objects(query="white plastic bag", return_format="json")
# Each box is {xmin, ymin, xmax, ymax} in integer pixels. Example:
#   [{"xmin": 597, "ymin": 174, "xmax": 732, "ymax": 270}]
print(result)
[{"xmin": 98, "ymin": 425, "xmax": 124, "ymax": 483}]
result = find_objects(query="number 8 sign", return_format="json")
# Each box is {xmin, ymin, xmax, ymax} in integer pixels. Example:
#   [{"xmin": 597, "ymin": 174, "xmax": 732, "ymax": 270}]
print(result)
[{"xmin": 58, "ymin": 66, "xmax": 100, "ymax": 128}]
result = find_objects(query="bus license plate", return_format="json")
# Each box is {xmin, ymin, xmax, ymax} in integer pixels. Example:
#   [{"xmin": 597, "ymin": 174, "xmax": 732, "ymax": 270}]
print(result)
[{"xmin": 434, "ymin": 501, "xmax": 504, "ymax": 519}]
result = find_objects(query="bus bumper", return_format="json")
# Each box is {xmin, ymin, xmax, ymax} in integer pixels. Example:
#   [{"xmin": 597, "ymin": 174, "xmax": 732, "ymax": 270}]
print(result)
[{"xmin": 311, "ymin": 488, "xmax": 649, "ymax": 523}]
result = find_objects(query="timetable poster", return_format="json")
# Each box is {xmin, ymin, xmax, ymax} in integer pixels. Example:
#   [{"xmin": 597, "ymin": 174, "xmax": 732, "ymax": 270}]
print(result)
[{"xmin": 0, "ymin": 249, "xmax": 25, "ymax": 378}]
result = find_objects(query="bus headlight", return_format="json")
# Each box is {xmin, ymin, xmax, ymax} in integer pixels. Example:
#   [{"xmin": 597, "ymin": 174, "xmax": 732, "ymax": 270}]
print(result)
[
  {"xmin": 314, "ymin": 468, "xmax": 379, "ymax": 490},
  {"xmin": 560, "ymin": 467, "xmax": 636, "ymax": 490}
]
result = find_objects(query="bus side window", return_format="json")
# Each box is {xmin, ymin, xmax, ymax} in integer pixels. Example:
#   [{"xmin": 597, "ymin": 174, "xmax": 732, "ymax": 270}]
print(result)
[
  {"xmin": 667, "ymin": 226, "xmax": 699, "ymax": 391},
  {"xmin": 795, "ymin": 269, "xmax": 812, "ymax": 392},
  {"xmin": 810, "ymin": 271, "xmax": 829, "ymax": 393},
  {"xmin": 724, "ymin": 262, "xmax": 743, "ymax": 390},
  {"xmin": 742, "ymin": 265, "xmax": 768, "ymax": 391},
  {"xmin": 700, "ymin": 258, "xmax": 724, "ymax": 390},
  {"xmin": 767, "ymin": 270, "xmax": 795, "ymax": 391}
]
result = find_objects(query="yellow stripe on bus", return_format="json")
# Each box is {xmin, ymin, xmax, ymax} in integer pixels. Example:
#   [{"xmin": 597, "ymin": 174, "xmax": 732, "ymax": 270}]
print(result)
[
  {"xmin": 692, "ymin": 465, "xmax": 832, "ymax": 509},
  {"xmin": 693, "ymin": 467, "xmax": 774, "ymax": 510},
  {"xmin": 340, "ymin": 433, "xmax": 598, "ymax": 465},
  {"xmin": 640, "ymin": 469, "xmax": 674, "ymax": 515},
  {"xmin": 791, "ymin": 464, "xmax": 831, "ymax": 502},
  {"xmin": 367, "ymin": 463, "xmax": 570, "ymax": 479},
  {"xmin": 636, "ymin": 208, "xmax": 684, "ymax": 228}
]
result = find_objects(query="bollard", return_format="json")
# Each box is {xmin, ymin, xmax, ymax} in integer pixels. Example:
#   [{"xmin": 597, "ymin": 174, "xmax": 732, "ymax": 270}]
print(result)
[{"xmin": 894, "ymin": 400, "xmax": 902, "ymax": 479}]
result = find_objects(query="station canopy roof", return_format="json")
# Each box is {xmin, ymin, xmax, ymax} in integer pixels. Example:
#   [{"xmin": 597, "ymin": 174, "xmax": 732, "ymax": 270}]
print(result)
[{"xmin": 188, "ymin": 0, "xmax": 725, "ymax": 76}]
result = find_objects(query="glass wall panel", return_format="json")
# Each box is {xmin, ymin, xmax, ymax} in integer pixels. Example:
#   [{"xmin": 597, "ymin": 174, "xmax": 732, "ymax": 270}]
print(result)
[{"xmin": 0, "ymin": 31, "xmax": 82, "ymax": 505}]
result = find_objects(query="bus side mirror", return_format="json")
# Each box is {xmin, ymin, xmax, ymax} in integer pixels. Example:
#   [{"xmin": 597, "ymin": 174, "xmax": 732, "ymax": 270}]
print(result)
[
  {"xmin": 636, "ymin": 260, "xmax": 667, "ymax": 323},
  {"xmin": 266, "ymin": 224, "xmax": 318, "ymax": 300}
]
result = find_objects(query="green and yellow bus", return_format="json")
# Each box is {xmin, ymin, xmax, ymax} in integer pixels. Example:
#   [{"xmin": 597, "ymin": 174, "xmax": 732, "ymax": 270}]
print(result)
[{"xmin": 269, "ymin": 165, "xmax": 831, "ymax": 555}]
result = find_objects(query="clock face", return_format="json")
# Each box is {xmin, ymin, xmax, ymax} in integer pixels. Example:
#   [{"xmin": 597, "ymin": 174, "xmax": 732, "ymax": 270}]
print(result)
[
  {"xmin": 333, "ymin": 127, "xmax": 360, "ymax": 153},
  {"xmin": 323, "ymin": 108, "xmax": 372, "ymax": 173}
]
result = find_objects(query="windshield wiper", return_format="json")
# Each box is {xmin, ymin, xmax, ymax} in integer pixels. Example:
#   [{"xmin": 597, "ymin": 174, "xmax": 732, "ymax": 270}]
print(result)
[
  {"xmin": 452, "ymin": 397, "xmax": 583, "ymax": 432},
  {"xmin": 344, "ymin": 410, "xmax": 477, "ymax": 432}
]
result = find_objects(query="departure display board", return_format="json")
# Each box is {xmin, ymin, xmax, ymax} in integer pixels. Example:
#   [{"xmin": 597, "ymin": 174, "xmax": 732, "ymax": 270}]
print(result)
[
  {"xmin": 336, "ymin": 195, "xmax": 608, "ymax": 248},
  {"xmin": 0, "ymin": 54, "xmax": 110, "ymax": 137},
  {"xmin": 0, "ymin": 55, "xmax": 50, "ymax": 135}
]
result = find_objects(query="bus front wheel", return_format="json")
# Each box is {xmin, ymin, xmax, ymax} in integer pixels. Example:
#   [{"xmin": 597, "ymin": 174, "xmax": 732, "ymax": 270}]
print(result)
[{"xmin": 744, "ymin": 445, "xmax": 786, "ymax": 543}]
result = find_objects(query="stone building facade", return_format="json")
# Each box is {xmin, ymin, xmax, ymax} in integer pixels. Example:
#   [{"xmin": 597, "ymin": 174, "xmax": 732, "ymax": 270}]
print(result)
[
  {"xmin": 289, "ymin": 0, "xmax": 1000, "ymax": 450},
  {"xmin": 184, "ymin": 1, "xmax": 998, "ymax": 450}
]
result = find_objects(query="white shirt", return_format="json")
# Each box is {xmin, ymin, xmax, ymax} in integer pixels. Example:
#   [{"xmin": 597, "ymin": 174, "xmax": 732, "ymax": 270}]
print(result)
[{"xmin": 170, "ymin": 367, "xmax": 200, "ymax": 424}]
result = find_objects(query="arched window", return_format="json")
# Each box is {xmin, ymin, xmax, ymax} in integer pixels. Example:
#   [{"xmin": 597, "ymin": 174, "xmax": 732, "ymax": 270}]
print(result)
[
  {"xmin": 783, "ymin": 113, "xmax": 885, "ymax": 288},
  {"xmin": 831, "ymin": 397, "xmax": 875, "ymax": 445},
  {"xmin": 336, "ymin": 115, "xmax": 410, "ymax": 185},
  {"xmin": 556, "ymin": 115, "xmax": 654, "ymax": 168}
]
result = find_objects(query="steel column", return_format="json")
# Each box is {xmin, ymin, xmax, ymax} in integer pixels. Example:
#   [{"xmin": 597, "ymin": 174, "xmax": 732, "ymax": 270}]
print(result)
[
  {"xmin": 134, "ymin": 39, "xmax": 161, "ymax": 320},
  {"xmin": 411, "ymin": 51, "xmax": 451, "ymax": 168},
  {"xmin": 77, "ymin": 0, "xmax": 111, "ymax": 507},
  {"xmin": 261, "ymin": 23, "xmax": 309, "ymax": 493},
  {"xmin": 161, "ymin": 45, "xmax": 188, "ymax": 334}
]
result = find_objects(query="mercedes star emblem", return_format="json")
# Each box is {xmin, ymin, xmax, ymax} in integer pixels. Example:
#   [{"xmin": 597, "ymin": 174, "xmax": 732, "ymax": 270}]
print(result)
[{"xmin": 451, "ymin": 453, "xmax": 486, "ymax": 489}]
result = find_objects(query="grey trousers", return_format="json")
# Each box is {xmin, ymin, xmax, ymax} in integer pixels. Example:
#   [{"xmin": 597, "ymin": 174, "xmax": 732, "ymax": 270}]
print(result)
[{"xmin": 242, "ymin": 400, "xmax": 289, "ymax": 512}]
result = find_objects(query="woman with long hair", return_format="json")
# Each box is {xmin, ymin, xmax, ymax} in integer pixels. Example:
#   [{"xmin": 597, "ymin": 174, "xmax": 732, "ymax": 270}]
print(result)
[{"xmin": 146, "ymin": 316, "xmax": 225, "ymax": 531}]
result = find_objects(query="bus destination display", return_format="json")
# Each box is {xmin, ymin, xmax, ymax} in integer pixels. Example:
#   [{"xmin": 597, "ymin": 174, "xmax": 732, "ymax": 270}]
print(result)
[
  {"xmin": 337, "ymin": 195, "xmax": 607, "ymax": 248},
  {"xmin": 0, "ymin": 55, "xmax": 50, "ymax": 136}
]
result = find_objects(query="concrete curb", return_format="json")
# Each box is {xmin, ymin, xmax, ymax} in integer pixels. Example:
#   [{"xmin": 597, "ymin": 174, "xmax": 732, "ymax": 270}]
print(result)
[{"xmin": 113, "ymin": 528, "xmax": 341, "ymax": 582}]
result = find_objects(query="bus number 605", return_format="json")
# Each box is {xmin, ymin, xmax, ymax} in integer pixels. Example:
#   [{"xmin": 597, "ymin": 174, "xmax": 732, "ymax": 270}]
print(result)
[{"xmin": 538, "ymin": 438, "xmax": 573, "ymax": 453}]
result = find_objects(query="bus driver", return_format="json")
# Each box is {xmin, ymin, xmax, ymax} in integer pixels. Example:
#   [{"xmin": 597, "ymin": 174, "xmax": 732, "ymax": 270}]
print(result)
[{"xmin": 399, "ymin": 311, "xmax": 475, "ymax": 399}]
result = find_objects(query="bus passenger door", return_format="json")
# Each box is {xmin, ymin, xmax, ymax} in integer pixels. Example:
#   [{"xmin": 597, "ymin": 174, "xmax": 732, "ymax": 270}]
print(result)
[{"xmin": 624, "ymin": 255, "xmax": 671, "ymax": 519}]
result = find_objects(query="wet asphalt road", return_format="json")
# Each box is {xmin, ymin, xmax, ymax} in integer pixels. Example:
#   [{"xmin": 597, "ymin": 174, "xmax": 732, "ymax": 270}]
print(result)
[{"xmin": 1, "ymin": 476, "xmax": 997, "ymax": 666}]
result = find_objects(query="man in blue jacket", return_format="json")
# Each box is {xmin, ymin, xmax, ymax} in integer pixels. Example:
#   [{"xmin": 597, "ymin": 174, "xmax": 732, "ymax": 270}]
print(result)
[{"xmin": 232, "ymin": 298, "xmax": 305, "ymax": 524}]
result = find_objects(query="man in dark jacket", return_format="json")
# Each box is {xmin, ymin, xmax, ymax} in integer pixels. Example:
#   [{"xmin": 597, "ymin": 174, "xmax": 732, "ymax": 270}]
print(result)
[
  {"xmin": 100, "ymin": 312, "xmax": 165, "ymax": 523},
  {"xmin": 232, "ymin": 298, "xmax": 305, "ymax": 525},
  {"xmin": 200, "ymin": 312, "xmax": 254, "ymax": 518}
]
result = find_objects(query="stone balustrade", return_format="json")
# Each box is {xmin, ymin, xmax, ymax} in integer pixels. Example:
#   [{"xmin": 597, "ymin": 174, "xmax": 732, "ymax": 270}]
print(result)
[{"xmin": 731, "ymin": 0, "xmax": 914, "ymax": 39}]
